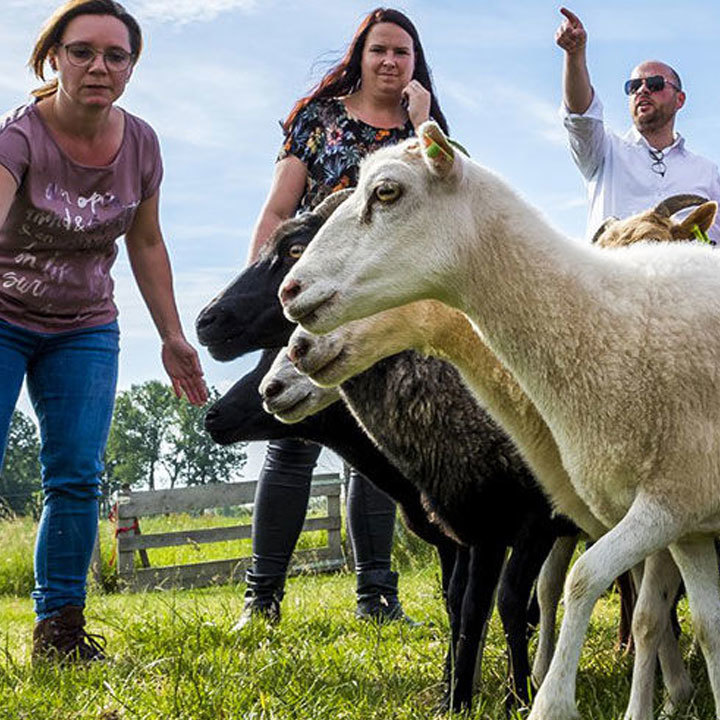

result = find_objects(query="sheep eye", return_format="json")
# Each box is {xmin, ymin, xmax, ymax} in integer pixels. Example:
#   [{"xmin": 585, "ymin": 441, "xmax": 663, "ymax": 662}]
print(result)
[
  {"xmin": 373, "ymin": 182, "xmax": 402, "ymax": 204},
  {"xmin": 287, "ymin": 244, "xmax": 305, "ymax": 259}
]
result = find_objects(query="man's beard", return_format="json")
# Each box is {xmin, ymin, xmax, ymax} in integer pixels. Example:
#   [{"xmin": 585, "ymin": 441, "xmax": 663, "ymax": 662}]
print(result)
[{"xmin": 634, "ymin": 103, "xmax": 674, "ymax": 134}]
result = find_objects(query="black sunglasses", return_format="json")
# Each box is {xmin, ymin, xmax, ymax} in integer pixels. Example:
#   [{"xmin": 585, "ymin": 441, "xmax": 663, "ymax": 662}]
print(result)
[{"xmin": 624, "ymin": 75, "xmax": 680, "ymax": 95}]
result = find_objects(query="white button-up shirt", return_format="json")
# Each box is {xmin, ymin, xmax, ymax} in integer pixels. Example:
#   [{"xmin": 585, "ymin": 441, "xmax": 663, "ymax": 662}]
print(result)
[{"xmin": 561, "ymin": 92, "xmax": 720, "ymax": 242}]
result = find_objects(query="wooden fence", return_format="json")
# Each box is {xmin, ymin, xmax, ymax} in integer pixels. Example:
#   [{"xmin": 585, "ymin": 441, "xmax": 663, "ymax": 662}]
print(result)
[{"xmin": 110, "ymin": 474, "xmax": 345, "ymax": 591}]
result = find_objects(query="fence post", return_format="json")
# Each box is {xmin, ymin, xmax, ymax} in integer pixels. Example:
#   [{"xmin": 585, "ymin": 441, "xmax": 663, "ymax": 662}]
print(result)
[
  {"xmin": 327, "ymin": 481, "xmax": 343, "ymax": 567},
  {"xmin": 112, "ymin": 475, "xmax": 343, "ymax": 590},
  {"xmin": 115, "ymin": 486, "xmax": 151, "ymax": 579},
  {"xmin": 115, "ymin": 487, "xmax": 134, "ymax": 580},
  {"xmin": 90, "ymin": 529, "xmax": 103, "ymax": 587},
  {"xmin": 341, "ymin": 462, "xmax": 355, "ymax": 572}
]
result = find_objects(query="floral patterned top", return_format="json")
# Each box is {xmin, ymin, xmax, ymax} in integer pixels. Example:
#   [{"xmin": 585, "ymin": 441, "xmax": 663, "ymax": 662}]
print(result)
[{"xmin": 277, "ymin": 97, "xmax": 414, "ymax": 213}]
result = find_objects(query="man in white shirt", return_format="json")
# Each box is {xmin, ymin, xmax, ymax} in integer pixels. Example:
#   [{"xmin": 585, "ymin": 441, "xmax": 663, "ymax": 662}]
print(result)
[{"xmin": 556, "ymin": 7, "xmax": 720, "ymax": 242}]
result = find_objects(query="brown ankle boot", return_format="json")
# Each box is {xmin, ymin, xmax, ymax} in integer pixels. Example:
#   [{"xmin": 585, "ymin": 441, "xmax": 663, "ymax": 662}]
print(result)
[{"xmin": 32, "ymin": 606, "xmax": 106, "ymax": 663}]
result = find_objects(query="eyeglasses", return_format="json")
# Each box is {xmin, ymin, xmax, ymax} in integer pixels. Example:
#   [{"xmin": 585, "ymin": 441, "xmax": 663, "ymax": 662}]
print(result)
[
  {"xmin": 58, "ymin": 42, "xmax": 133, "ymax": 72},
  {"xmin": 649, "ymin": 148, "xmax": 666, "ymax": 177},
  {"xmin": 624, "ymin": 75, "xmax": 680, "ymax": 96}
]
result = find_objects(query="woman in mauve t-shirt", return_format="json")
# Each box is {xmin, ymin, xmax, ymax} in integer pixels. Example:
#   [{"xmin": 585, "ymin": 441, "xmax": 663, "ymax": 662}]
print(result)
[{"xmin": 0, "ymin": 0, "xmax": 207, "ymax": 661}]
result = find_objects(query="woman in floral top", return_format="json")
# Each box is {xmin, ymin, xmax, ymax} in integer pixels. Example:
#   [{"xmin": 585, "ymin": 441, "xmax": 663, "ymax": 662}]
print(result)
[
  {"xmin": 277, "ymin": 98, "xmax": 415, "ymax": 213},
  {"xmin": 237, "ymin": 8, "xmax": 448, "ymax": 629}
]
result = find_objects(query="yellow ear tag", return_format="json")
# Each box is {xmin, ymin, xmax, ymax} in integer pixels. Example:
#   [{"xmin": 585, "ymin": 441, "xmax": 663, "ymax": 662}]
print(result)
[
  {"xmin": 423, "ymin": 136, "xmax": 454, "ymax": 162},
  {"xmin": 692, "ymin": 223, "xmax": 712, "ymax": 244},
  {"xmin": 426, "ymin": 141, "xmax": 441, "ymax": 158}
]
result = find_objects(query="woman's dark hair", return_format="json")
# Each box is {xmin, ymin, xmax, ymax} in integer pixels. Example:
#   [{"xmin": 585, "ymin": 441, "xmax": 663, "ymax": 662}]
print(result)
[
  {"xmin": 283, "ymin": 7, "xmax": 448, "ymax": 135},
  {"xmin": 30, "ymin": 0, "xmax": 142, "ymax": 99}
]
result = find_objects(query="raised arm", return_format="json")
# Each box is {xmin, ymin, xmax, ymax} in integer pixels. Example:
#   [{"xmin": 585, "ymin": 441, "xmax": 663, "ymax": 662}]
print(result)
[
  {"xmin": 555, "ymin": 7, "xmax": 593, "ymax": 114},
  {"xmin": 246, "ymin": 155, "xmax": 307, "ymax": 264},
  {"xmin": 125, "ymin": 192, "xmax": 207, "ymax": 406},
  {"xmin": 402, "ymin": 79, "xmax": 432, "ymax": 133}
]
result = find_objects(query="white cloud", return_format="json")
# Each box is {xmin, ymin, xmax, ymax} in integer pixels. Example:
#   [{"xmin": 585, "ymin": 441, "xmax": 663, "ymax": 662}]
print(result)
[
  {"xmin": 163, "ymin": 222, "xmax": 248, "ymax": 243},
  {"xmin": 133, "ymin": 0, "xmax": 258, "ymax": 24},
  {"xmin": 6, "ymin": 0, "xmax": 55, "ymax": 9},
  {"xmin": 553, "ymin": 194, "xmax": 587, "ymax": 211},
  {"xmin": 441, "ymin": 75, "xmax": 566, "ymax": 147},
  {"xmin": 0, "ymin": 69, "xmax": 35, "ymax": 97},
  {"xmin": 124, "ymin": 60, "xmax": 281, "ymax": 149},
  {"xmin": 492, "ymin": 83, "xmax": 566, "ymax": 146},
  {"xmin": 4, "ymin": 0, "xmax": 259, "ymax": 28}
]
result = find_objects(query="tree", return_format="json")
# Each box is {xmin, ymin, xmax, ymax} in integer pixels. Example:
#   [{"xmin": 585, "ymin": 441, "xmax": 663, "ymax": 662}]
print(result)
[
  {"xmin": 0, "ymin": 409, "xmax": 42, "ymax": 515},
  {"xmin": 104, "ymin": 381, "xmax": 177, "ymax": 491},
  {"xmin": 104, "ymin": 381, "xmax": 247, "ymax": 492},
  {"xmin": 167, "ymin": 387, "xmax": 247, "ymax": 487}
]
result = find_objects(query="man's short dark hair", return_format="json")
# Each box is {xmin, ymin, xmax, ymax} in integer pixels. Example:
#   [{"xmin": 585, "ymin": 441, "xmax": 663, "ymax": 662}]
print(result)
[{"xmin": 667, "ymin": 66, "xmax": 682, "ymax": 90}]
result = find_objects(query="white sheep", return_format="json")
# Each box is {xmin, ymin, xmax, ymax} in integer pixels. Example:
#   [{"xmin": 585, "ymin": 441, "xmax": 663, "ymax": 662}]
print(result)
[
  {"xmin": 282, "ymin": 300, "xmax": 691, "ymax": 718},
  {"xmin": 278, "ymin": 122, "xmax": 720, "ymax": 720}
]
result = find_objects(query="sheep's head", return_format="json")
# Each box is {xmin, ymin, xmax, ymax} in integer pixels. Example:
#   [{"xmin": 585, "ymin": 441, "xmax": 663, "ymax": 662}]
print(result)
[
  {"xmin": 196, "ymin": 189, "xmax": 353, "ymax": 358},
  {"xmin": 260, "ymin": 348, "xmax": 341, "ymax": 423},
  {"xmin": 279, "ymin": 121, "xmax": 472, "ymax": 334},
  {"xmin": 592, "ymin": 195, "xmax": 717, "ymax": 248}
]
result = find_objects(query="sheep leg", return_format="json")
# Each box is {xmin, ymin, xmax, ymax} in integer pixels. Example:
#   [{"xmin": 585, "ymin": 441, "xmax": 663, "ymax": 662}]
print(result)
[
  {"xmin": 498, "ymin": 519, "xmax": 561, "ymax": 710},
  {"xmin": 532, "ymin": 533, "xmax": 578, "ymax": 686},
  {"xmin": 441, "ymin": 546, "xmax": 470, "ymax": 706},
  {"xmin": 656, "ymin": 588, "xmax": 694, "ymax": 715},
  {"xmin": 624, "ymin": 550, "xmax": 684, "ymax": 720},
  {"xmin": 436, "ymin": 536, "xmax": 460, "ymax": 608},
  {"xmin": 628, "ymin": 556, "xmax": 693, "ymax": 717},
  {"xmin": 527, "ymin": 496, "xmax": 682, "ymax": 720},
  {"xmin": 669, "ymin": 536, "xmax": 720, "ymax": 719},
  {"xmin": 449, "ymin": 541, "xmax": 507, "ymax": 711},
  {"xmin": 616, "ymin": 569, "xmax": 637, "ymax": 652}
]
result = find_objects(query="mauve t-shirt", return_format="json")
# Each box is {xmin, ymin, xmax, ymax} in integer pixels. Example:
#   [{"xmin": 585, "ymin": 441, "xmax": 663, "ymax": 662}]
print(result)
[{"xmin": 0, "ymin": 102, "xmax": 163, "ymax": 332}]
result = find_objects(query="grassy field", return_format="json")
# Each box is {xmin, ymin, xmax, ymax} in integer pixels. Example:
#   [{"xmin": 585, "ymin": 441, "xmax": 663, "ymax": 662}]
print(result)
[{"xmin": 0, "ymin": 516, "xmax": 715, "ymax": 720}]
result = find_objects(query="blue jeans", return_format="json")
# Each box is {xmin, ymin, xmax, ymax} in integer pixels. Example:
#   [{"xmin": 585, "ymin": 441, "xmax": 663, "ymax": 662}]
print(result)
[{"xmin": 0, "ymin": 319, "xmax": 119, "ymax": 620}]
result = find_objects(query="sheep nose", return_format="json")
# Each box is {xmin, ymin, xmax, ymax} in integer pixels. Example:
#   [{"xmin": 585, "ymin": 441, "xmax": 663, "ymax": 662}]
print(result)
[
  {"xmin": 262, "ymin": 379, "xmax": 285, "ymax": 399},
  {"xmin": 204, "ymin": 406, "xmax": 220, "ymax": 429},
  {"xmin": 280, "ymin": 279, "xmax": 301, "ymax": 306},
  {"xmin": 196, "ymin": 310, "xmax": 216, "ymax": 331},
  {"xmin": 288, "ymin": 336, "xmax": 311, "ymax": 363}
]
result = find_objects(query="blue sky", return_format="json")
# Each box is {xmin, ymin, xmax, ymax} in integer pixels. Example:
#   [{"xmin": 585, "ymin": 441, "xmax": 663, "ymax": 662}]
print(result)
[{"xmin": 2, "ymin": 0, "xmax": 719, "ymax": 475}]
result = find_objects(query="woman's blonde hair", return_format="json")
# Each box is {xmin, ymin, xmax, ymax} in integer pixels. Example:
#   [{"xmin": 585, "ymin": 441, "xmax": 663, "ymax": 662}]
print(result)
[{"xmin": 30, "ymin": 0, "xmax": 142, "ymax": 99}]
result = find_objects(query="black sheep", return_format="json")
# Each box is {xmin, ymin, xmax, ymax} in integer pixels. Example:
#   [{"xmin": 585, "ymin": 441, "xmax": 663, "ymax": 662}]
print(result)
[{"xmin": 197, "ymin": 196, "xmax": 577, "ymax": 711}]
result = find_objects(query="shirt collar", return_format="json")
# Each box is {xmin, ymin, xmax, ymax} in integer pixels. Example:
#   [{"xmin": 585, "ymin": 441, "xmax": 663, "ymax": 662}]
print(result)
[{"xmin": 629, "ymin": 125, "xmax": 685, "ymax": 153}]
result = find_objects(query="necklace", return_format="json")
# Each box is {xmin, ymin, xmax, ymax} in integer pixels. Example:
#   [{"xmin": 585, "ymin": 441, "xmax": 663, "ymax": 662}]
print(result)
[{"xmin": 648, "ymin": 148, "xmax": 666, "ymax": 177}]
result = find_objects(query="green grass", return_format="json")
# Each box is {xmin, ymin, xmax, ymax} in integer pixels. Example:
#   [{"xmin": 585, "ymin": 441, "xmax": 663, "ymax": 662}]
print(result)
[
  {"xmin": 0, "ymin": 517, "xmax": 715, "ymax": 719},
  {"xmin": 0, "ymin": 500, "xmax": 381, "ymax": 596},
  {"xmin": 0, "ymin": 515, "xmax": 35, "ymax": 596}
]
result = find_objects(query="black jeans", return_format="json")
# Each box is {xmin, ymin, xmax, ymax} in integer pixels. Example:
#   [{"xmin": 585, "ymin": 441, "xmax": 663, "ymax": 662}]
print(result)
[{"xmin": 248, "ymin": 438, "xmax": 397, "ymax": 597}]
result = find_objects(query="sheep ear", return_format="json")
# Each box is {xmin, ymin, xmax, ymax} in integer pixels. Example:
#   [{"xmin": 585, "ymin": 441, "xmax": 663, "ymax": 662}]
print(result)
[
  {"xmin": 673, "ymin": 202, "xmax": 718, "ymax": 238},
  {"xmin": 420, "ymin": 121, "xmax": 457, "ymax": 179},
  {"xmin": 314, "ymin": 188, "xmax": 354, "ymax": 222},
  {"xmin": 591, "ymin": 216, "xmax": 619, "ymax": 245}
]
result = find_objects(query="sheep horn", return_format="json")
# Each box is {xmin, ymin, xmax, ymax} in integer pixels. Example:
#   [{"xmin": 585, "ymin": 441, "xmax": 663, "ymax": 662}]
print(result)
[
  {"xmin": 653, "ymin": 194, "xmax": 709, "ymax": 218},
  {"xmin": 313, "ymin": 188, "xmax": 354, "ymax": 221},
  {"xmin": 591, "ymin": 217, "xmax": 619, "ymax": 244}
]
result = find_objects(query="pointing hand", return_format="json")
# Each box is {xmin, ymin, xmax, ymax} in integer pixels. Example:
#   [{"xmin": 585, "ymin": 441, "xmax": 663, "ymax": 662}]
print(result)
[{"xmin": 555, "ymin": 7, "xmax": 587, "ymax": 55}]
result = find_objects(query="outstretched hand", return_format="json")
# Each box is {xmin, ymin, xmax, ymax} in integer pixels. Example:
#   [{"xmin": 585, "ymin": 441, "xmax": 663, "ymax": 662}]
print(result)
[
  {"xmin": 162, "ymin": 335, "xmax": 209, "ymax": 406},
  {"xmin": 555, "ymin": 7, "xmax": 587, "ymax": 55}
]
